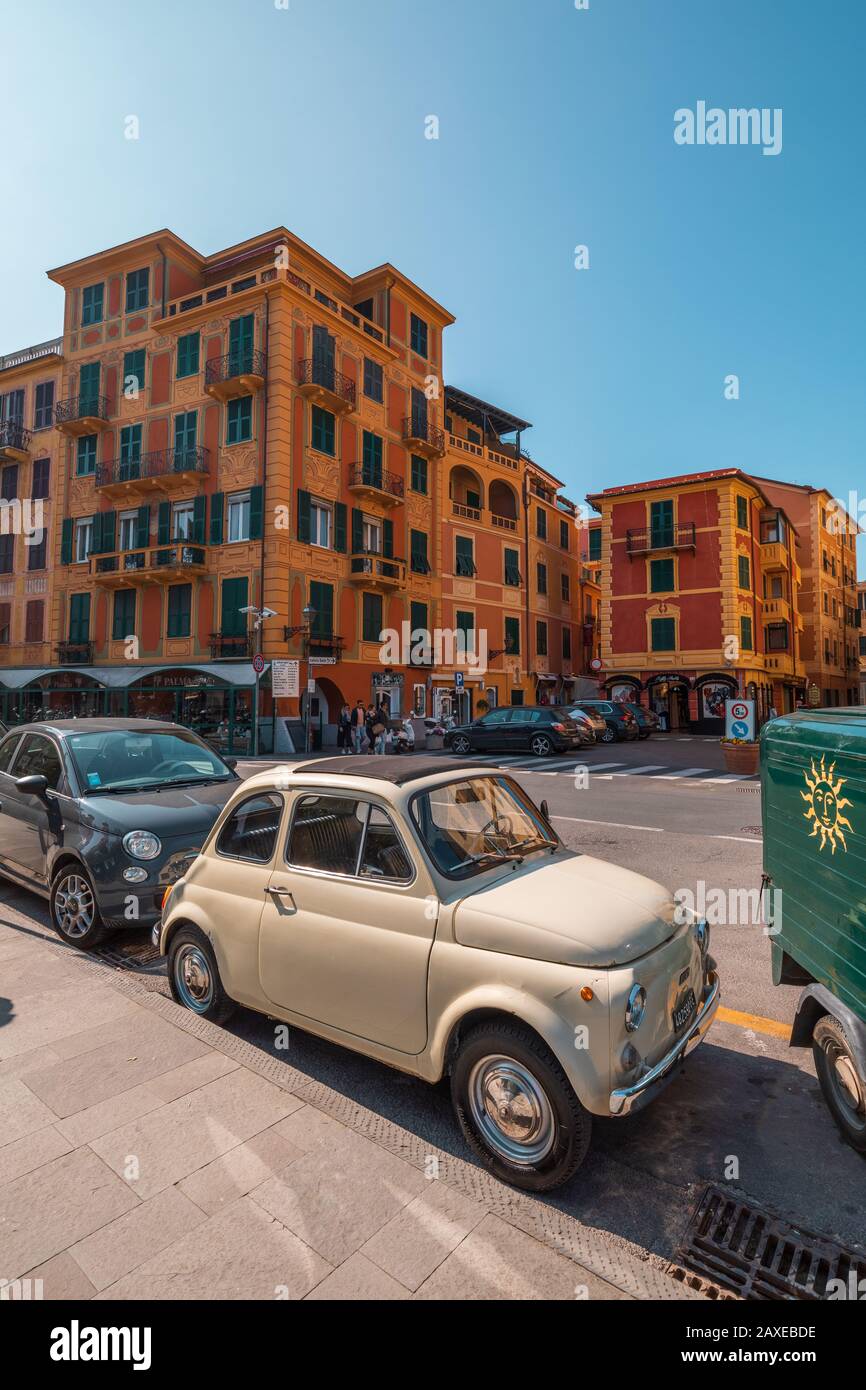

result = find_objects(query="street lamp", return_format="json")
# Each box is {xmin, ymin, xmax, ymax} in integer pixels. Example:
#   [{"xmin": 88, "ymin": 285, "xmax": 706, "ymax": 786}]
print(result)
[
  {"xmin": 239, "ymin": 605, "xmax": 278, "ymax": 757},
  {"xmin": 301, "ymin": 603, "xmax": 317, "ymax": 752}
]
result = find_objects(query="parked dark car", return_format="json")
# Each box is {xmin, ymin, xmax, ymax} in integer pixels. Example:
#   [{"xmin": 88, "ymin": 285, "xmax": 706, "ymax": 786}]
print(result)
[
  {"xmin": 563, "ymin": 705, "xmax": 606, "ymax": 741},
  {"xmin": 620, "ymin": 702, "xmax": 660, "ymax": 739},
  {"xmin": 572, "ymin": 700, "xmax": 639, "ymax": 744},
  {"xmin": 444, "ymin": 705, "xmax": 590, "ymax": 758},
  {"xmin": 0, "ymin": 719, "xmax": 240, "ymax": 951}
]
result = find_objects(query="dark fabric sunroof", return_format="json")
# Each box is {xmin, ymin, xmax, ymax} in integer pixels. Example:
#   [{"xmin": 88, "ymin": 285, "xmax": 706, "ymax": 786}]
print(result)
[{"xmin": 292, "ymin": 755, "xmax": 482, "ymax": 785}]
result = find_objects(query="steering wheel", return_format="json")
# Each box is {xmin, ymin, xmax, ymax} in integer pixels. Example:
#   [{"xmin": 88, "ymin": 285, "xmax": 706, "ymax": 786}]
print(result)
[{"xmin": 479, "ymin": 813, "xmax": 515, "ymax": 845}]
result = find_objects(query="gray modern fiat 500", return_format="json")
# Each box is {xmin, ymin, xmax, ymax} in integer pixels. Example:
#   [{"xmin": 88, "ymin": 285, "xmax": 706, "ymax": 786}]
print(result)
[{"xmin": 0, "ymin": 719, "xmax": 240, "ymax": 950}]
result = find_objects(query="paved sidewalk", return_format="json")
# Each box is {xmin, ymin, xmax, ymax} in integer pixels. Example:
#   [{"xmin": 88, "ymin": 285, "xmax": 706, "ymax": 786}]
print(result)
[{"xmin": 0, "ymin": 918, "xmax": 700, "ymax": 1301}]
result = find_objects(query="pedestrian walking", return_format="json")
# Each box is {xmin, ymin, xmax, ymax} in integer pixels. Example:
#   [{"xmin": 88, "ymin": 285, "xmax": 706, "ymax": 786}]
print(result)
[{"xmin": 351, "ymin": 699, "xmax": 367, "ymax": 755}]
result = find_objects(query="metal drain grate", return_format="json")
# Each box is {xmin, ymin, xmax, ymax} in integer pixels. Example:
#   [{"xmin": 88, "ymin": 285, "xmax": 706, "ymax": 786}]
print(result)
[
  {"xmin": 677, "ymin": 1185, "xmax": 866, "ymax": 1300},
  {"xmin": 666, "ymin": 1263, "xmax": 738, "ymax": 1300},
  {"xmin": 95, "ymin": 937, "xmax": 166, "ymax": 975}
]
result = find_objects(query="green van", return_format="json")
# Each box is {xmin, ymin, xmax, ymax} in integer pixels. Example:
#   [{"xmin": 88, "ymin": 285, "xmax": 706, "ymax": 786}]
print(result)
[{"xmin": 762, "ymin": 708, "xmax": 866, "ymax": 1151}]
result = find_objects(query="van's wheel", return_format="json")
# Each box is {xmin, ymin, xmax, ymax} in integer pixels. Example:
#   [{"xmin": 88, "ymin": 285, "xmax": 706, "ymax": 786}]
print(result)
[
  {"xmin": 812, "ymin": 1015, "xmax": 866, "ymax": 1151},
  {"xmin": 51, "ymin": 868, "xmax": 108, "ymax": 951},
  {"xmin": 451, "ymin": 1022, "xmax": 591, "ymax": 1191},
  {"xmin": 530, "ymin": 734, "xmax": 553, "ymax": 757},
  {"xmin": 450, "ymin": 735, "xmax": 472, "ymax": 755},
  {"xmin": 168, "ymin": 926, "xmax": 235, "ymax": 1025}
]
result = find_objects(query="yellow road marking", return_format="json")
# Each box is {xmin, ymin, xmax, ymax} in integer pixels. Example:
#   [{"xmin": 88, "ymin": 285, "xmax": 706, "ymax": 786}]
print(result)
[{"xmin": 718, "ymin": 1005, "xmax": 791, "ymax": 1040}]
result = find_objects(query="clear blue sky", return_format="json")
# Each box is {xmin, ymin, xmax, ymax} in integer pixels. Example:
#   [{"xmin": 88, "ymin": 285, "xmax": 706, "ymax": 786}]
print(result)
[{"xmin": 3, "ymin": 0, "xmax": 864, "ymax": 561}]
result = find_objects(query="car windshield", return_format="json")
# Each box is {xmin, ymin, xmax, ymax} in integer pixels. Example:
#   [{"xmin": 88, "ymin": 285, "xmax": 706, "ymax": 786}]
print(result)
[
  {"xmin": 66, "ymin": 729, "xmax": 233, "ymax": 793},
  {"xmin": 411, "ymin": 775, "xmax": 558, "ymax": 879}
]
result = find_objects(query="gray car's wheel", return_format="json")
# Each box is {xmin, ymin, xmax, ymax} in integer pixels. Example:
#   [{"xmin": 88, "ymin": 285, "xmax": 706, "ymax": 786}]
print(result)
[
  {"xmin": 452, "ymin": 1022, "xmax": 591, "ymax": 1191},
  {"xmin": 451, "ymin": 735, "xmax": 472, "ymax": 755},
  {"xmin": 51, "ymin": 867, "xmax": 108, "ymax": 951},
  {"xmin": 530, "ymin": 734, "xmax": 553, "ymax": 757},
  {"xmin": 812, "ymin": 1015, "xmax": 866, "ymax": 1152},
  {"xmin": 600, "ymin": 726, "xmax": 615, "ymax": 743},
  {"xmin": 168, "ymin": 925, "xmax": 235, "ymax": 1024}
]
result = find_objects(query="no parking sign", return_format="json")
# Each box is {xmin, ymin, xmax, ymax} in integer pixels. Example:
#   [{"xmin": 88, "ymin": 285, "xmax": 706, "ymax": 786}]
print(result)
[{"xmin": 725, "ymin": 698, "xmax": 756, "ymax": 741}]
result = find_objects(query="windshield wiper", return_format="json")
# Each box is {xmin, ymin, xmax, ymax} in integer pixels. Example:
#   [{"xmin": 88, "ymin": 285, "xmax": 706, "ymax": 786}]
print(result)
[
  {"xmin": 154, "ymin": 777, "xmax": 231, "ymax": 790},
  {"xmin": 508, "ymin": 836, "xmax": 558, "ymax": 854},
  {"xmin": 460, "ymin": 847, "xmax": 526, "ymax": 869}
]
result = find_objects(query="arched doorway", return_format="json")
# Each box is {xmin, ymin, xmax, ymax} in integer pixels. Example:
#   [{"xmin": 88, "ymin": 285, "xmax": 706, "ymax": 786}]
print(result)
[
  {"xmin": 21, "ymin": 671, "xmax": 106, "ymax": 722},
  {"xmin": 301, "ymin": 673, "xmax": 347, "ymax": 749},
  {"xmin": 694, "ymin": 673, "xmax": 739, "ymax": 733},
  {"xmin": 449, "ymin": 464, "xmax": 484, "ymax": 514},
  {"xmin": 645, "ymin": 674, "xmax": 691, "ymax": 732},
  {"xmin": 489, "ymin": 478, "xmax": 519, "ymax": 525}
]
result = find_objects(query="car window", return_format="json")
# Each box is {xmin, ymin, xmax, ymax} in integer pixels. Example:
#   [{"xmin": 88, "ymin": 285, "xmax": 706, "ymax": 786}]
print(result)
[
  {"xmin": 412, "ymin": 775, "xmax": 556, "ymax": 878},
  {"xmin": 12, "ymin": 734, "xmax": 63, "ymax": 790},
  {"xmin": 359, "ymin": 806, "xmax": 413, "ymax": 882},
  {"xmin": 0, "ymin": 733, "xmax": 21, "ymax": 775},
  {"xmin": 67, "ymin": 728, "xmax": 232, "ymax": 792},
  {"xmin": 480, "ymin": 709, "xmax": 510, "ymax": 726},
  {"xmin": 287, "ymin": 794, "xmax": 367, "ymax": 875},
  {"xmin": 216, "ymin": 793, "xmax": 283, "ymax": 862}
]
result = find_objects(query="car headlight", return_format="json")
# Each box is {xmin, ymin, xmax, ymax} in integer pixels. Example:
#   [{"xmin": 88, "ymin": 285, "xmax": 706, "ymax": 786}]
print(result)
[
  {"xmin": 123, "ymin": 830, "xmax": 162, "ymax": 861},
  {"xmin": 625, "ymin": 983, "xmax": 647, "ymax": 1032}
]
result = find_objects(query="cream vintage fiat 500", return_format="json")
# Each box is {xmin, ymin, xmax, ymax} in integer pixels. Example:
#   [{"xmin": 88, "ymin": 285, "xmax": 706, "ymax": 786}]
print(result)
[{"xmin": 157, "ymin": 756, "xmax": 719, "ymax": 1191}]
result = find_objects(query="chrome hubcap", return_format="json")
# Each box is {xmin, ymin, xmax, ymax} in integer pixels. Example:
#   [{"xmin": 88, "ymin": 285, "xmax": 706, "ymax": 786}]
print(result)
[
  {"xmin": 531, "ymin": 738, "xmax": 550, "ymax": 756},
  {"xmin": 468, "ymin": 1055, "xmax": 556, "ymax": 1165},
  {"xmin": 54, "ymin": 874, "xmax": 95, "ymax": 939},
  {"xmin": 174, "ymin": 944, "xmax": 214, "ymax": 1012},
  {"xmin": 828, "ymin": 1044, "xmax": 866, "ymax": 1126}
]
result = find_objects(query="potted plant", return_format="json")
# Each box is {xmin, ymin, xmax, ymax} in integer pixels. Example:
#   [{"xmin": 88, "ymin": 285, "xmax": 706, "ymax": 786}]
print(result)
[{"xmin": 720, "ymin": 737, "xmax": 760, "ymax": 775}]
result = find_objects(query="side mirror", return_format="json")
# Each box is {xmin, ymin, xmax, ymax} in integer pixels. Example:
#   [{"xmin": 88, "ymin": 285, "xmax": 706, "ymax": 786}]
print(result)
[
  {"xmin": 223, "ymin": 757, "xmax": 238, "ymax": 770},
  {"xmin": 16, "ymin": 774, "xmax": 50, "ymax": 800},
  {"xmin": 540, "ymin": 799, "xmax": 550, "ymax": 820}
]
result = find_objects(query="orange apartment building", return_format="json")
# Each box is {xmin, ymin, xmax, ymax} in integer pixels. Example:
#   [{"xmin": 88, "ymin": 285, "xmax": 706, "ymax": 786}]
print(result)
[
  {"xmin": 586, "ymin": 469, "xmax": 813, "ymax": 733},
  {"xmin": 0, "ymin": 227, "xmax": 588, "ymax": 751}
]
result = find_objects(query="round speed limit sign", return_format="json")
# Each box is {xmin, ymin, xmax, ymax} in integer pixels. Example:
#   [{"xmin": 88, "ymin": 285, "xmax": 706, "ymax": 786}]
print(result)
[{"xmin": 252, "ymin": 653, "xmax": 265, "ymax": 675}]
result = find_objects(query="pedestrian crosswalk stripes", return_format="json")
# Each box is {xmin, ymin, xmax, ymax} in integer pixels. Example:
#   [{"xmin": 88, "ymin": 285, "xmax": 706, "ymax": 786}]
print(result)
[{"xmin": 435, "ymin": 751, "xmax": 757, "ymax": 783}]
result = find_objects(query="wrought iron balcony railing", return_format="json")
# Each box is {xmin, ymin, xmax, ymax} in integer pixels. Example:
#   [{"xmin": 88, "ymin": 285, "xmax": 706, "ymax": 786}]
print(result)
[
  {"xmin": 57, "ymin": 640, "xmax": 94, "ymax": 665},
  {"xmin": 297, "ymin": 358, "xmax": 356, "ymax": 408},
  {"xmin": 0, "ymin": 419, "xmax": 32, "ymax": 454},
  {"xmin": 308, "ymin": 633, "xmax": 346, "ymax": 659},
  {"xmin": 348, "ymin": 463, "xmax": 404, "ymax": 500},
  {"xmin": 96, "ymin": 446, "xmax": 210, "ymax": 489},
  {"xmin": 402, "ymin": 416, "xmax": 446, "ymax": 454},
  {"xmin": 209, "ymin": 632, "xmax": 252, "ymax": 660},
  {"xmin": 54, "ymin": 395, "xmax": 110, "ymax": 426},
  {"xmin": 204, "ymin": 349, "xmax": 267, "ymax": 389},
  {"xmin": 625, "ymin": 523, "xmax": 697, "ymax": 555}
]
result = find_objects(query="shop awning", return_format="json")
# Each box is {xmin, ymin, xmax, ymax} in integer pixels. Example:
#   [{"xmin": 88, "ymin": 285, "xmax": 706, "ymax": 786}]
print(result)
[{"xmin": 0, "ymin": 662, "xmax": 266, "ymax": 690}]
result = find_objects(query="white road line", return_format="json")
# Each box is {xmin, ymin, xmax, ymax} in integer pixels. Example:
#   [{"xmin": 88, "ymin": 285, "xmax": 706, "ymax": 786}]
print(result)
[
  {"xmin": 611, "ymin": 765, "xmax": 667, "ymax": 776},
  {"xmin": 714, "ymin": 834, "xmax": 764, "ymax": 843},
  {"xmin": 551, "ymin": 815, "xmax": 664, "ymax": 833},
  {"xmin": 585, "ymin": 761, "xmax": 625, "ymax": 772},
  {"xmin": 703, "ymin": 774, "xmax": 751, "ymax": 784},
  {"xmin": 653, "ymin": 767, "xmax": 711, "ymax": 779}
]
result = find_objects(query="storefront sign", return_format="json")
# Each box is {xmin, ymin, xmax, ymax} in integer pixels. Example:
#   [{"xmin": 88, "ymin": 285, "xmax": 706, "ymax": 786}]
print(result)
[
  {"xmin": 271, "ymin": 660, "xmax": 299, "ymax": 699},
  {"xmin": 725, "ymin": 698, "xmax": 756, "ymax": 741},
  {"xmin": 808, "ymin": 684, "xmax": 821, "ymax": 707}
]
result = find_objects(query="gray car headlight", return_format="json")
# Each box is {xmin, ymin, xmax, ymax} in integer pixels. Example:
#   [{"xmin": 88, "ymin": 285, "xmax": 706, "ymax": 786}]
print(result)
[
  {"xmin": 625, "ymin": 983, "xmax": 647, "ymax": 1033},
  {"xmin": 123, "ymin": 830, "xmax": 162, "ymax": 861}
]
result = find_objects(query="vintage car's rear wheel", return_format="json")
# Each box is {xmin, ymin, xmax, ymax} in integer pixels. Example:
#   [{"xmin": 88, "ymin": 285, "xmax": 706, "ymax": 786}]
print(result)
[
  {"xmin": 452, "ymin": 1022, "xmax": 591, "ymax": 1191},
  {"xmin": 168, "ymin": 926, "xmax": 235, "ymax": 1025},
  {"xmin": 450, "ymin": 734, "xmax": 472, "ymax": 755},
  {"xmin": 51, "ymin": 867, "xmax": 108, "ymax": 952},
  {"xmin": 812, "ymin": 1015, "xmax": 866, "ymax": 1151}
]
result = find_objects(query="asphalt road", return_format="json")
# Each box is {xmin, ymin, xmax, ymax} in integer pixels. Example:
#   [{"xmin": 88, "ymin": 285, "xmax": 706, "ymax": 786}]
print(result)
[{"xmin": 1, "ymin": 733, "xmax": 863, "ymax": 1274}]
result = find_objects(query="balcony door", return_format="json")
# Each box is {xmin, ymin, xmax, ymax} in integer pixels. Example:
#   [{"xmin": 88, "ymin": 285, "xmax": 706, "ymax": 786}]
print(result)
[
  {"xmin": 411, "ymin": 387, "xmax": 428, "ymax": 437},
  {"xmin": 228, "ymin": 315, "xmax": 254, "ymax": 376},
  {"xmin": 79, "ymin": 363, "xmax": 101, "ymax": 415},
  {"xmin": 69, "ymin": 593, "xmax": 91, "ymax": 644},
  {"xmin": 650, "ymin": 499, "xmax": 674, "ymax": 549},
  {"xmin": 174, "ymin": 411, "xmax": 197, "ymax": 468},
  {"xmin": 221, "ymin": 577, "xmax": 249, "ymax": 640},
  {"xmin": 312, "ymin": 325, "xmax": 335, "ymax": 391}
]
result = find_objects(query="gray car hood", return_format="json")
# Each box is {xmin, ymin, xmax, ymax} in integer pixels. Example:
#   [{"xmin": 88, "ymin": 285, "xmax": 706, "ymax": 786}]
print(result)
[{"xmin": 454, "ymin": 852, "xmax": 678, "ymax": 967}]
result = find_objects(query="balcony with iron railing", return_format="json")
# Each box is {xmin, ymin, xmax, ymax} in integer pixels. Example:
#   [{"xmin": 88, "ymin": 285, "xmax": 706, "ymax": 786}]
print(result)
[
  {"xmin": 95, "ymin": 446, "xmax": 210, "ymax": 499},
  {"xmin": 297, "ymin": 358, "xmax": 356, "ymax": 413},
  {"xmin": 0, "ymin": 419, "xmax": 32, "ymax": 461},
  {"xmin": 54, "ymin": 394, "xmax": 111, "ymax": 436},
  {"xmin": 625, "ymin": 523, "xmax": 697, "ymax": 555},
  {"xmin": 90, "ymin": 543, "xmax": 208, "ymax": 588},
  {"xmin": 348, "ymin": 550, "xmax": 406, "ymax": 589},
  {"xmin": 204, "ymin": 350, "xmax": 267, "ymax": 402},
  {"xmin": 348, "ymin": 463, "xmax": 404, "ymax": 507},
  {"xmin": 403, "ymin": 416, "xmax": 445, "ymax": 458},
  {"xmin": 57, "ymin": 640, "xmax": 95, "ymax": 665},
  {"xmin": 209, "ymin": 632, "xmax": 252, "ymax": 660},
  {"xmin": 308, "ymin": 633, "xmax": 346, "ymax": 660}
]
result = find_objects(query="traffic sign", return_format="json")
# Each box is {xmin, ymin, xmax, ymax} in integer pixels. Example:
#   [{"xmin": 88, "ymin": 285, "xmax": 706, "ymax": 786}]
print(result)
[
  {"xmin": 252, "ymin": 653, "xmax": 266, "ymax": 675},
  {"xmin": 725, "ymin": 698, "xmax": 755, "ymax": 741},
  {"xmin": 590, "ymin": 658, "xmax": 603, "ymax": 671},
  {"xmin": 271, "ymin": 660, "xmax": 298, "ymax": 698},
  {"xmin": 454, "ymin": 672, "xmax": 464, "ymax": 689}
]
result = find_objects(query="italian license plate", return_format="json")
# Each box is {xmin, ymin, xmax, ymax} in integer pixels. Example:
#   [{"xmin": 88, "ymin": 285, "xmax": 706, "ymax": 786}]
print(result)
[{"xmin": 672, "ymin": 988, "xmax": 697, "ymax": 1032}]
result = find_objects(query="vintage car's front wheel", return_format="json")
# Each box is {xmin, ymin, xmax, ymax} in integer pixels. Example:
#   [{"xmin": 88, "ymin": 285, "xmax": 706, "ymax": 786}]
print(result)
[
  {"xmin": 168, "ymin": 926, "xmax": 236, "ymax": 1025},
  {"xmin": 812, "ymin": 1015, "xmax": 866, "ymax": 1151},
  {"xmin": 452, "ymin": 1022, "xmax": 591, "ymax": 1191}
]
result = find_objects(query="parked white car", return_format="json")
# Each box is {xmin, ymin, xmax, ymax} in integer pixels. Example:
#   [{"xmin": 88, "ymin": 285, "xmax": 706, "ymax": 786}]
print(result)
[{"xmin": 157, "ymin": 756, "xmax": 719, "ymax": 1191}]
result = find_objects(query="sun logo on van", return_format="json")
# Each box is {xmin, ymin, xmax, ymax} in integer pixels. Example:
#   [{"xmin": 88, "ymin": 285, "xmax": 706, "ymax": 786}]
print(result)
[{"xmin": 801, "ymin": 756, "xmax": 853, "ymax": 854}]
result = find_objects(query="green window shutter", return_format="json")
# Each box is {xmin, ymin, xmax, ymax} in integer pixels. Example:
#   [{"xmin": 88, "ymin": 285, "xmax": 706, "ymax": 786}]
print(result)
[
  {"xmin": 311, "ymin": 406, "xmax": 335, "ymax": 455},
  {"xmin": 588, "ymin": 528, "xmax": 601, "ymax": 561},
  {"xmin": 177, "ymin": 332, "xmax": 200, "ymax": 379},
  {"xmin": 60, "ymin": 518, "xmax": 73, "ymax": 565},
  {"xmin": 309, "ymin": 581, "xmax": 334, "ymax": 637},
  {"xmin": 136, "ymin": 504, "xmax": 150, "ymax": 549},
  {"xmin": 192, "ymin": 495, "xmax": 207, "ymax": 545},
  {"xmin": 248, "ymin": 484, "xmax": 263, "ymax": 540},
  {"xmin": 738, "ymin": 555, "xmax": 750, "ymax": 589},
  {"xmin": 69, "ymin": 593, "xmax": 91, "ymax": 642},
  {"xmin": 650, "ymin": 500, "xmax": 673, "ymax": 547},
  {"xmin": 157, "ymin": 501, "xmax": 171, "ymax": 546},
  {"xmin": 297, "ymin": 489, "xmax": 311, "ymax": 543},
  {"xmin": 351, "ymin": 507, "xmax": 363, "ymax": 553},
  {"xmin": 737, "ymin": 495, "xmax": 749, "ymax": 529},
  {"xmin": 505, "ymin": 616, "xmax": 520, "ymax": 654},
  {"xmin": 383, "ymin": 517, "xmax": 393, "ymax": 558},
  {"xmin": 91, "ymin": 512, "xmax": 103, "ymax": 556},
  {"xmin": 650, "ymin": 558, "xmax": 674, "ymax": 592},
  {"xmin": 221, "ymin": 577, "xmax": 249, "ymax": 636},
  {"xmin": 362, "ymin": 592, "xmax": 383, "ymax": 642},
  {"xmin": 410, "ymin": 454, "xmax": 427, "ymax": 494},
  {"xmin": 410, "ymin": 600, "xmax": 427, "ymax": 634},
  {"xmin": 167, "ymin": 584, "xmax": 192, "ymax": 639},
  {"xmin": 651, "ymin": 617, "xmax": 676, "ymax": 651},
  {"xmin": 113, "ymin": 589, "xmax": 136, "ymax": 640},
  {"xmin": 100, "ymin": 510, "xmax": 116, "ymax": 555},
  {"xmin": 411, "ymin": 529, "xmax": 428, "ymax": 572},
  {"xmin": 740, "ymin": 615, "xmax": 753, "ymax": 651},
  {"xmin": 229, "ymin": 315, "xmax": 254, "ymax": 370},
  {"xmin": 333, "ymin": 501, "xmax": 347, "ymax": 553},
  {"xmin": 210, "ymin": 492, "xmax": 225, "ymax": 545}
]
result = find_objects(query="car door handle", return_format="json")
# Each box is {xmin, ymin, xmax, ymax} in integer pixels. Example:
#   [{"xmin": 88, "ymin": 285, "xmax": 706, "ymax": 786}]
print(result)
[{"xmin": 265, "ymin": 885, "xmax": 296, "ymax": 909}]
